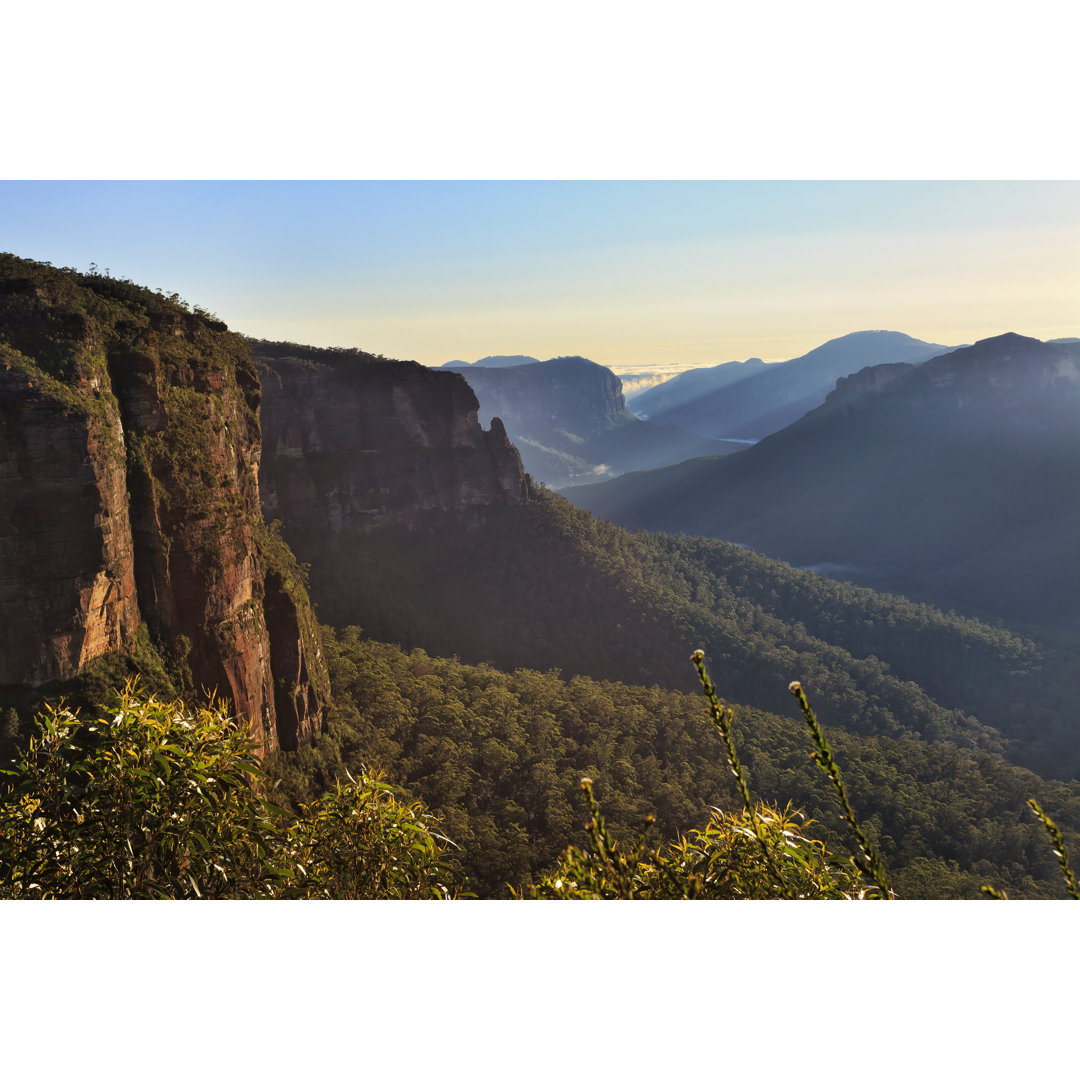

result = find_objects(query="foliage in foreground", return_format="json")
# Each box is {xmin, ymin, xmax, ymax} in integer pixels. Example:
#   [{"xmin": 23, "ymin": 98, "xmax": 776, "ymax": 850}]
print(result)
[
  {"xmin": 526, "ymin": 655, "xmax": 1078, "ymax": 901},
  {"xmin": 0, "ymin": 687, "xmax": 459, "ymax": 899},
  {"xmin": 520, "ymin": 780, "xmax": 868, "ymax": 899},
  {"xmin": 524, "ymin": 653, "xmax": 888, "ymax": 900},
  {"xmin": 522, "ymin": 656, "xmax": 1080, "ymax": 902},
  {"xmin": 4, "ymin": 669, "xmax": 1075, "ymax": 902}
]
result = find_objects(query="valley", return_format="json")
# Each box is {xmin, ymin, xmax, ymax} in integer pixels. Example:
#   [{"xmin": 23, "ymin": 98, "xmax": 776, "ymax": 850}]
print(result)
[
  {"xmin": 3, "ymin": 252, "xmax": 1078, "ymax": 899},
  {"xmin": 566, "ymin": 333, "xmax": 1080, "ymax": 635}
]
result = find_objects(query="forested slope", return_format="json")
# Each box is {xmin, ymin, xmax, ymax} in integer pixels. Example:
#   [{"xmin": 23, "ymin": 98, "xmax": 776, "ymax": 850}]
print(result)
[
  {"xmin": 311, "ymin": 487, "xmax": 1080, "ymax": 778},
  {"xmin": 267, "ymin": 629, "xmax": 1080, "ymax": 899}
]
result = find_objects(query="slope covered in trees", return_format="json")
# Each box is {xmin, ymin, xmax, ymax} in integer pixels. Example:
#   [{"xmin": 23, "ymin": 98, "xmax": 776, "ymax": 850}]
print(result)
[
  {"xmin": 304, "ymin": 486, "xmax": 1080, "ymax": 780},
  {"xmin": 266, "ymin": 629, "xmax": 1080, "ymax": 899}
]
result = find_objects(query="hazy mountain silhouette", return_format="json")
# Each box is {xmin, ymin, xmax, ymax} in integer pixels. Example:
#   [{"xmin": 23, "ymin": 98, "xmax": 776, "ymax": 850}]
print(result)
[
  {"xmin": 645, "ymin": 330, "xmax": 951, "ymax": 441},
  {"xmin": 440, "ymin": 355, "xmax": 540, "ymax": 369},
  {"xmin": 567, "ymin": 333, "xmax": 1080, "ymax": 630},
  {"xmin": 631, "ymin": 357, "xmax": 767, "ymax": 418},
  {"xmin": 451, "ymin": 355, "xmax": 739, "ymax": 487}
]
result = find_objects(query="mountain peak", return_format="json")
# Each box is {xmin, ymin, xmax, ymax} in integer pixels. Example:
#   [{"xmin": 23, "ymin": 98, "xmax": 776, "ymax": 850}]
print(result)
[
  {"xmin": 474, "ymin": 355, "xmax": 540, "ymax": 368},
  {"xmin": 547, "ymin": 354, "xmax": 597, "ymax": 367},
  {"xmin": 928, "ymin": 332, "xmax": 1062, "ymax": 367},
  {"xmin": 801, "ymin": 329, "xmax": 947, "ymax": 361},
  {"xmin": 968, "ymin": 331, "xmax": 1044, "ymax": 351}
]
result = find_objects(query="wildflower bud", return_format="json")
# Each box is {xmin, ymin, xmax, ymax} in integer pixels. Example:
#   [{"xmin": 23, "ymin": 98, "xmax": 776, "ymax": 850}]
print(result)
[
  {"xmin": 691, "ymin": 649, "xmax": 705, "ymax": 662},
  {"xmin": 788, "ymin": 681, "xmax": 802, "ymax": 694}
]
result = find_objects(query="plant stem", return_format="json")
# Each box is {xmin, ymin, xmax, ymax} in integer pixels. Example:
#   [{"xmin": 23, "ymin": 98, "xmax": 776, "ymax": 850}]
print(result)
[
  {"xmin": 1028, "ymin": 798, "xmax": 1080, "ymax": 900},
  {"xmin": 788, "ymin": 680, "xmax": 893, "ymax": 899},
  {"xmin": 691, "ymin": 650, "xmax": 792, "ymax": 898}
]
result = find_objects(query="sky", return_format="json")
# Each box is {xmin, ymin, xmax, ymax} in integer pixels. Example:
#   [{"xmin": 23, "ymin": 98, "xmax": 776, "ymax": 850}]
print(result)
[{"xmin": 2, "ymin": 180, "xmax": 1077, "ymax": 379}]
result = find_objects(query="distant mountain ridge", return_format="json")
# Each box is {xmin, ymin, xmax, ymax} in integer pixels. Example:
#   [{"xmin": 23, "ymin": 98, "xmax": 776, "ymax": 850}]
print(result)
[
  {"xmin": 643, "ymin": 330, "xmax": 952, "ymax": 441},
  {"xmin": 631, "ymin": 356, "xmax": 767, "ymax": 418},
  {"xmin": 440, "ymin": 355, "xmax": 540, "ymax": 369},
  {"xmin": 449, "ymin": 354, "xmax": 739, "ymax": 487},
  {"xmin": 566, "ymin": 332, "xmax": 1080, "ymax": 631}
]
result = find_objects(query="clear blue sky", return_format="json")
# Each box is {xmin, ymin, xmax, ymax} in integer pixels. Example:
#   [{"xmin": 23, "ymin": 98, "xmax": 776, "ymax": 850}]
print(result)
[{"xmin": 3, "ymin": 180, "xmax": 1077, "ymax": 374}]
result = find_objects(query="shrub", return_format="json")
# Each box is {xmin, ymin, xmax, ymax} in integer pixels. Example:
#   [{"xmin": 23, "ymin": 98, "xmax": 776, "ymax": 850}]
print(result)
[
  {"xmin": 0, "ymin": 686, "xmax": 459, "ymax": 899},
  {"xmin": 525, "ymin": 653, "xmax": 1079, "ymax": 900},
  {"xmin": 282, "ymin": 771, "xmax": 460, "ymax": 899},
  {"xmin": 522, "ymin": 652, "xmax": 892, "ymax": 900},
  {"xmin": 519, "ymin": 778, "xmax": 868, "ymax": 899}
]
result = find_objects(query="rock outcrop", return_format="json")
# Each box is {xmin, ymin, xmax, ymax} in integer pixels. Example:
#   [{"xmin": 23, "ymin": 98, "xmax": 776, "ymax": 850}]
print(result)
[
  {"xmin": 256, "ymin": 346, "xmax": 530, "ymax": 625},
  {"xmin": 826, "ymin": 362, "xmax": 914, "ymax": 408},
  {"xmin": 447, "ymin": 354, "xmax": 731, "ymax": 488},
  {"xmin": 0, "ymin": 255, "xmax": 328, "ymax": 752}
]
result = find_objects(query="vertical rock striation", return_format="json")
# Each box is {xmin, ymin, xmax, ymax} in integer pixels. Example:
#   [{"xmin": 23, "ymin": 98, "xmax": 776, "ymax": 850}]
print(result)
[
  {"xmin": 0, "ymin": 354, "xmax": 139, "ymax": 684},
  {"xmin": 256, "ymin": 347, "xmax": 530, "ymax": 625},
  {"xmin": 0, "ymin": 255, "xmax": 327, "ymax": 753}
]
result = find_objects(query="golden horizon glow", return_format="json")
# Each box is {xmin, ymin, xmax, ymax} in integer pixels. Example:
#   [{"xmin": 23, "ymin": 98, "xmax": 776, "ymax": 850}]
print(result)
[{"xmin": 2, "ymin": 181, "xmax": 1077, "ymax": 375}]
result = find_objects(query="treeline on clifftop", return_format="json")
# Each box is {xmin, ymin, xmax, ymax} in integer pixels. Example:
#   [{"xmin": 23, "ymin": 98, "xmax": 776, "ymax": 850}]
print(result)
[{"xmin": 246, "ymin": 337, "xmax": 394, "ymax": 367}]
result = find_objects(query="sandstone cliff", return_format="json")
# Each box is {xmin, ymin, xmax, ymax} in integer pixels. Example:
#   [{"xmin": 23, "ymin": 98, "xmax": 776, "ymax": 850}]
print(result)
[
  {"xmin": 0, "ymin": 255, "xmax": 327, "ymax": 752},
  {"xmin": 256, "ymin": 345, "xmax": 530, "ymax": 626}
]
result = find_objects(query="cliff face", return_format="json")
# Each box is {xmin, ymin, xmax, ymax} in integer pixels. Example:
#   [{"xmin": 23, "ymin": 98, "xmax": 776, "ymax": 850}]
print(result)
[
  {"xmin": 0, "ymin": 355, "xmax": 139, "ymax": 684},
  {"xmin": 458, "ymin": 355, "xmax": 628, "ymax": 440},
  {"xmin": 826, "ymin": 362, "xmax": 915, "ymax": 408},
  {"xmin": 256, "ymin": 348, "xmax": 530, "ymax": 625},
  {"xmin": 0, "ymin": 255, "xmax": 328, "ymax": 752}
]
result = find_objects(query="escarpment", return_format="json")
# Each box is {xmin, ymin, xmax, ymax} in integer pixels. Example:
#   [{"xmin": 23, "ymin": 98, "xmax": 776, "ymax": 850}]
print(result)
[
  {"xmin": 255, "ymin": 346, "xmax": 530, "ymax": 625},
  {"xmin": 0, "ymin": 255, "xmax": 327, "ymax": 752}
]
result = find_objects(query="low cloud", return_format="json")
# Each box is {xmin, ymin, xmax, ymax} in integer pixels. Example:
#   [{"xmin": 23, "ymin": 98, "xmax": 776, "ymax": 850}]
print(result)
[{"xmin": 619, "ymin": 372, "xmax": 678, "ymax": 399}]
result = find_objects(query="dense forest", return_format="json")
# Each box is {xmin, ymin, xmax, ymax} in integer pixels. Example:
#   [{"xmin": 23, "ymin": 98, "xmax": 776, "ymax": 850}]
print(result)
[
  {"xmin": 10, "ymin": 626, "xmax": 1071, "ymax": 900},
  {"xmin": 262, "ymin": 627, "xmax": 1080, "ymax": 899},
  {"xmin": 295, "ymin": 487, "xmax": 1080, "ymax": 780}
]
